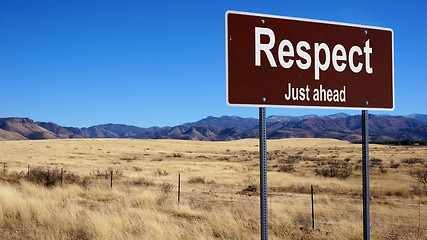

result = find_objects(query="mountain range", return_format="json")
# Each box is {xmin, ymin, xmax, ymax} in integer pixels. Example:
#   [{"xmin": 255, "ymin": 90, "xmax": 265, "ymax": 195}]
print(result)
[{"xmin": 0, "ymin": 113, "xmax": 426, "ymax": 142}]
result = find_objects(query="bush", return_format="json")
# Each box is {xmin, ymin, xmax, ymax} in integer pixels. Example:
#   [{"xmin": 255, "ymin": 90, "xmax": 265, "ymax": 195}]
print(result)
[
  {"xmin": 188, "ymin": 177, "xmax": 206, "ymax": 184},
  {"xmin": 314, "ymin": 160, "xmax": 352, "ymax": 179},
  {"xmin": 28, "ymin": 168, "xmax": 81, "ymax": 187},
  {"xmin": 279, "ymin": 164, "xmax": 295, "ymax": 173},
  {"xmin": 370, "ymin": 158, "xmax": 383, "ymax": 166},
  {"xmin": 390, "ymin": 163, "xmax": 400, "ymax": 168},
  {"xmin": 402, "ymin": 158, "xmax": 424, "ymax": 165},
  {"xmin": 120, "ymin": 155, "xmax": 139, "ymax": 162},
  {"xmin": 379, "ymin": 164, "xmax": 387, "ymax": 174},
  {"xmin": 62, "ymin": 171, "xmax": 82, "ymax": 184},
  {"xmin": 410, "ymin": 169, "xmax": 427, "ymax": 185},
  {"xmin": 153, "ymin": 169, "xmax": 169, "ymax": 177},
  {"xmin": 91, "ymin": 168, "xmax": 122, "ymax": 179},
  {"xmin": 91, "ymin": 169, "xmax": 109, "ymax": 179},
  {"xmin": 410, "ymin": 185, "xmax": 427, "ymax": 196},
  {"xmin": 28, "ymin": 168, "xmax": 56, "ymax": 186},
  {"xmin": 133, "ymin": 166, "xmax": 143, "ymax": 171},
  {"xmin": 132, "ymin": 177, "xmax": 154, "ymax": 186},
  {"xmin": 243, "ymin": 184, "xmax": 257, "ymax": 192},
  {"xmin": 160, "ymin": 182, "xmax": 173, "ymax": 194},
  {"xmin": 157, "ymin": 182, "xmax": 173, "ymax": 205},
  {"xmin": 286, "ymin": 155, "xmax": 303, "ymax": 163}
]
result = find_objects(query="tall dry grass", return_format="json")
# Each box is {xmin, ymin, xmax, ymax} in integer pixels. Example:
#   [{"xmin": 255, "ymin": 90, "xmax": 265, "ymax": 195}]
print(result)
[{"xmin": 0, "ymin": 138, "xmax": 425, "ymax": 239}]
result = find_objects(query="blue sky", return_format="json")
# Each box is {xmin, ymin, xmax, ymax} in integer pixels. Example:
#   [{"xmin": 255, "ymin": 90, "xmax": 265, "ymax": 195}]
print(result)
[{"xmin": 0, "ymin": 0, "xmax": 426, "ymax": 128}]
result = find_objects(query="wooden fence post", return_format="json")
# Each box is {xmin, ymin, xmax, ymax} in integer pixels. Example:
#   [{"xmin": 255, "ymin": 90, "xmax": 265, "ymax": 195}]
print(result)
[
  {"xmin": 178, "ymin": 173, "xmax": 181, "ymax": 206},
  {"xmin": 311, "ymin": 185, "xmax": 315, "ymax": 229},
  {"xmin": 110, "ymin": 170, "xmax": 113, "ymax": 188}
]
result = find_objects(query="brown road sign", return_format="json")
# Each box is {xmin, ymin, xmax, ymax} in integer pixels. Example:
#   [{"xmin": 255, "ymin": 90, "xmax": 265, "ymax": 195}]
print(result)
[{"xmin": 226, "ymin": 11, "xmax": 394, "ymax": 110}]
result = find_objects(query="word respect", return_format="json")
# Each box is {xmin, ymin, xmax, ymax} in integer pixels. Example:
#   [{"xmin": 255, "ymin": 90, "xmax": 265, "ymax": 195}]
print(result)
[{"xmin": 255, "ymin": 27, "xmax": 373, "ymax": 80}]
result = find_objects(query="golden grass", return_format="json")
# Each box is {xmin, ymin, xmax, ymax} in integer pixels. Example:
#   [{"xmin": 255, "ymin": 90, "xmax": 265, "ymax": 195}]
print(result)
[{"xmin": 0, "ymin": 138, "xmax": 426, "ymax": 239}]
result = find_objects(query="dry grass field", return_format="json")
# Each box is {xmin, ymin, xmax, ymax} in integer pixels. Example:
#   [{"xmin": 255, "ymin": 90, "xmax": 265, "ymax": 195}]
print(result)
[{"xmin": 0, "ymin": 138, "xmax": 426, "ymax": 239}]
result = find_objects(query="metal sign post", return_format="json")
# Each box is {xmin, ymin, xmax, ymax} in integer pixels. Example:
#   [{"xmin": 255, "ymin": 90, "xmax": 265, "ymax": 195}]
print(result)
[
  {"xmin": 259, "ymin": 107, "xmax": 268, "ymax": 240},
  {"xmin": 362, "ymin": 110, "xmax": 370, "ymax": 240}
]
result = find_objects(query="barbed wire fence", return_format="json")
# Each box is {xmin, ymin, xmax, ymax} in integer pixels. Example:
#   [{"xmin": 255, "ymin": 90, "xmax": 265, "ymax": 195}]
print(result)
[{"xmin": 0, "ymin": 161, "xmax": 425, "ymax": 237}]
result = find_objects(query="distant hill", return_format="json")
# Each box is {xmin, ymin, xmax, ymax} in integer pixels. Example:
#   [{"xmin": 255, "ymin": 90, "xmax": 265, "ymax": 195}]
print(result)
[
  {"xmin": 0, "ymin": 128, "xmax": 27, "ymax": 141},
  {"xmin": 0, "ymin": 113, "xmax": 426, "ymax": 142},
  {"xmin": 87, "ymin": 124, "xmax": 162, "ymax": 138},
  {"xmin": 36, "ymin": 122, "xmax": 89, "ymax": 139},
  {"xmin": 266, "ymin": 113, "xmax": 350, "ymax": 123},
  {"xmin": 0, "ymin": 118, "xmax": 55, "ymax": 140},
  {"xmin": 183, "ymin": 116, "xmax": 258, "ymax": 131},
  {"xmin": 266, "ymin": 114, "xmax": 318, "ymax": 123},
  {"xmin": 407, "ymin": 114, "xmax": 427, "ymax": 122},
  {"xmin": 80, "ymin": 124, "xmax": 159, "ymax": 138}
]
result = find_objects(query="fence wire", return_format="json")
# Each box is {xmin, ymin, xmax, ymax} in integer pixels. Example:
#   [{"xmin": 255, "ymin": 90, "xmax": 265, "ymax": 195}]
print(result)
[{"xmin": 0, "ymin": 161, "xmax": 426, "ymax": 234}]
